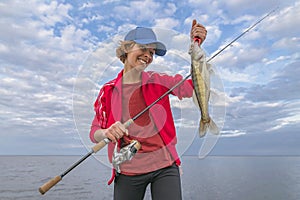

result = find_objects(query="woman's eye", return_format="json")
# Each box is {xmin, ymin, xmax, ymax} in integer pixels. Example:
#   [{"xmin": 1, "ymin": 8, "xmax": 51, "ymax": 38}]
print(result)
[
  {"xmin": 139, "ymin": 45, "xmax": 147, "ymax": 51},
  {"xmin": 138, "ymin": 44, "xmax": 155, "ymax": 56}
]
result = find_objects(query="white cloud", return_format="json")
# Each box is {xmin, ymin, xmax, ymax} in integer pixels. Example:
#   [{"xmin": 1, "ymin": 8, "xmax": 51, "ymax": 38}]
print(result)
[
  {"xmin": 0, "ymin": 0, "xmax": 299, "ymax": 155},
  {"xmin": 266, "ymin": 114, "xmax": 300, "ymax": 132},
  {"xmin": 264, "ymin": 1, "xmax": 300, "ymax": 38},
  {"xmin": 154, "ymin": 18, "xmax": 180, "ymax": 29},
  {"xmin": 262, "ymin": 55, "xmax": 289, "ymax": 65},
  {"xmin": 221, "ymin": 129, "xmax": 247, "ymax": 137},
  {"xmin": 36, "ymin": 1, "xmax": 72, "ymax": 26},
  {"xmin": 205, "ymin": 25, "xmax": 222, "ymax": 45},
  {"xmin": 78, "ymin": 2, "xmax": 96, "ymax": 10},
  {"xmin": 113, "ymin": 0, "xmax": 161, "ymax": 22},
  {"xmin": 216, "ymin": 39, "xmax": 267, "ymax": 61},
  {"xmin": 272, "ymin": 37, "xmax": 300, "ymax": 52},
  {"xmin": 163, "ymin": 2, "xmax": 177, "ymax": 16},
  {"xmin": 217, "ymin": 67, "xmax": 252, "ymax": 83},
  {"xmin": 230, "ymin": 14, "xmax": 255, "ymax": 25},
  {"xmin": 0, "ymin": 0, "xmax": 96, "ymax": 154}
]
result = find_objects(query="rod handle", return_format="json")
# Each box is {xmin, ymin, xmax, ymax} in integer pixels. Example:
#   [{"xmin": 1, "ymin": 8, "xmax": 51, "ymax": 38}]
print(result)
[
  {"xmin": 124, "ymin": 119, "xmax": 134, "ymax": 128},
  {"xmin": 193, "ymin": 37, "xmax": 202, "ymax": 45},
  {"xmin": 39, "ymin": 175, "xmax": 62, "ymax": 195},
  {"xmin": 91, "ymin": 119, "xmax": 133, "ymax": 153},
  {"xmin": 92, "ymin": 139, "xmax": 109, "ymax": 153}
]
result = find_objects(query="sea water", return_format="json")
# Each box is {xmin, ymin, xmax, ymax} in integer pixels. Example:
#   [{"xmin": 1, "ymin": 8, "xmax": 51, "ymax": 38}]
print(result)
[{"xmin": 0, "ymin": 156, "xmax": 299, "ymax": 200}]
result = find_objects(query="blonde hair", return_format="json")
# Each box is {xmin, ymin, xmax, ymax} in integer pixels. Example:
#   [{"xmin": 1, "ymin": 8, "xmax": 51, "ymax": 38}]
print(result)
[{"xmin": 116, "ymin": 40, "xmax": 136, "ymax": 64}]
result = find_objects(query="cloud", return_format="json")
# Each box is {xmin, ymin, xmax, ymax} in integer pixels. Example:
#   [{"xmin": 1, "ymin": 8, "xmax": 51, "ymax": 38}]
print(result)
[
  {"xmin": 0, "ymin": 1, "xmax": 95, "ymax": 154},
  {"xmin": 244, "ymin": 61, "xmax": 300, "ymax": 102},
  {"xmin": 78, "ymin": 2, "xmax": 96, "ymax": 10},
  {"xmin": 215, "ymin": 64, "xmax": 251, "ymax": 83},
  {"xmin": 214, "ymin": 0, "xmax": 294, "ymax": 17},
  {"xmin": 0, "ymin": 0, "xmax": 299, "ymax": 156},
  {"xmin": 223, "ymin": 60, "xmax": 300, "ymax": 137},
  {"xmin": 112, "ymin": 0, "xmax": 162, "ymax": 22},
  {"xmin": 264, "ymin": 1, "xmax": 300, "ymax": 39},
  {"xmin": 154, "ymin": 18, "xmax": 180, "ymax": 29},
  {"xmin": 221, "ymin": 129, "xmax": 247, "ymax": 137},
  {"xmin": 272, "ymin": 37, "xmax": 300, "ymax": 52},
  {"xmin": 36, "ymin": 1, "xmax": 73, "ymax": 26}
]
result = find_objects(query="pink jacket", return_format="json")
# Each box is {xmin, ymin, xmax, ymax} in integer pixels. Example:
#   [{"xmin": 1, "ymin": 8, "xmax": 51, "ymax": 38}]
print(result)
[{"xmin": 90, "ymin": 70, "xmax": 194, "ymax": 184}]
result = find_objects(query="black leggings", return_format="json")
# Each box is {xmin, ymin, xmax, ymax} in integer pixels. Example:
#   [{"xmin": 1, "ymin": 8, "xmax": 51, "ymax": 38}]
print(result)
[{"xmin": 113, "ymin": 163, "xmax": 182, "ymax": 200}]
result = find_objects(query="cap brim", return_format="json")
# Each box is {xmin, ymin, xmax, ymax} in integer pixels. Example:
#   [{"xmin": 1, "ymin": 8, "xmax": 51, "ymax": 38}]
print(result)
[{"xmin": 134, "ymin": 39, "xmax": 167, "ymax": 56}]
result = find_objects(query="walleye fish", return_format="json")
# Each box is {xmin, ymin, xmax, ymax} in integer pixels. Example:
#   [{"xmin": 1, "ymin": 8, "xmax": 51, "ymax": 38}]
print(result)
[{"xmin": 190, "ymin": 40, "xmax": 219, "ymax": 137}]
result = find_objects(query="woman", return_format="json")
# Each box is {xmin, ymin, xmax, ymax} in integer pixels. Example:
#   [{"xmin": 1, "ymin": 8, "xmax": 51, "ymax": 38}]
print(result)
[{"xmin": 90, "ymin": 20, "xmax": 207, "ymax": 200}]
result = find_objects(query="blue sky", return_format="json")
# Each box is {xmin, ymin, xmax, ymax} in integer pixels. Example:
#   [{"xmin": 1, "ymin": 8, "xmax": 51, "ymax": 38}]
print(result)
[{"xmin": 0, "ymin": 0, "xmax": 299, "ymax": 156}]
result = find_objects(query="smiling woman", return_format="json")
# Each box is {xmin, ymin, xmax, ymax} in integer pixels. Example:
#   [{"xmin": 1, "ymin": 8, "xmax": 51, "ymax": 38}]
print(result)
[{"xmin": 86, "ymin": 24, "xmax": 210, "ymax": 200}]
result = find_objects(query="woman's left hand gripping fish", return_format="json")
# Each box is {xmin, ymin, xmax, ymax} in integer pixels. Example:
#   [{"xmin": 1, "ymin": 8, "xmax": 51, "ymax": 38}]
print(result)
[{"xmin": 189, "ymin": 21, "xmax": 220, "ymax": 137}]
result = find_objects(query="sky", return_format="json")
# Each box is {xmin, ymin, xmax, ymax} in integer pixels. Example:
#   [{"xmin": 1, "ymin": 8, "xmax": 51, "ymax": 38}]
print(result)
[{"xmin": 0, "ymin": 0, "xmax": 299, "ymax": 157}]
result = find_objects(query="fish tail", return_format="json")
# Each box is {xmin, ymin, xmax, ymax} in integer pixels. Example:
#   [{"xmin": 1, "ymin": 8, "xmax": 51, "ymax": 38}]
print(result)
[
  {"xmin": 209, "ymin": 118, "xmax": 220, "ymax": 135},
  {"xmin": 199, "ymin": 119, "xmax": 209, "ymax": 137},
  {"xmin": 198, "ymin": 117, "xmax": 220, "ymax": 137}
]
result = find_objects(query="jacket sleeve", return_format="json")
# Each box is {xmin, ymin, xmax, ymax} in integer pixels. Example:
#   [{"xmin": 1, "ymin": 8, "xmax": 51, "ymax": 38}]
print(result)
[
  {"xmin": 156, "ymin": 73, "xmax": 194, "ymax": 99},
  {"xmin": 170, "ymin": 74, "xmax": 194, "ymax": 99},
  {"xmin": 89, "ymin": 87, "xmax": 108, "ymax": 143}
]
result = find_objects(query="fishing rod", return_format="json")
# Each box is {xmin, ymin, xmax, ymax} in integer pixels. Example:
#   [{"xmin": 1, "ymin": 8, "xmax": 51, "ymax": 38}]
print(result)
[{"xmin": 38, "ymin": 8, "xmax": 277, "ymax": 195}]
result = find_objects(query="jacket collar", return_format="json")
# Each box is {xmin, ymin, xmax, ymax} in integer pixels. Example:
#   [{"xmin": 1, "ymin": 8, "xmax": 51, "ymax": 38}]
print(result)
[{"xmin": 113, "ymin": 69, "xmax": 151, "ymax": 91}]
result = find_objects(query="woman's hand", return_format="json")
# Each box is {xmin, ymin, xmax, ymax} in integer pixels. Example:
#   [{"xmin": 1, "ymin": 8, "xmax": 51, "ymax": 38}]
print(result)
[
  {"xmin": 104, "ymin": 121, "xmax": 128, "ymax": 143},
  {"xmin": 190, "ymin": 19, "xmax": 207, "ymax": 45}
]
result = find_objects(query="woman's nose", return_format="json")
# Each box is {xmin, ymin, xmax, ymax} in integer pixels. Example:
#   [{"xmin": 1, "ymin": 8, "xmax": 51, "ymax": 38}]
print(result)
[{"xmin": 144, "ymin": 49, "xmax": 153, "ymax": 58}]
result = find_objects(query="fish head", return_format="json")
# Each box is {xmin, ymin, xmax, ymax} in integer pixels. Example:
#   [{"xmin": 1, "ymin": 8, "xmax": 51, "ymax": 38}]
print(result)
[{"xmin": 190, "ymin": 41, "xmax": 205, "ymax": 61}]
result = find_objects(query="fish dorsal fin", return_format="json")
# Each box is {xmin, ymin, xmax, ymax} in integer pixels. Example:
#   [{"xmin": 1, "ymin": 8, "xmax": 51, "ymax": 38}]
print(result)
[{"xmin": 207, "ymin": 63, "xmax": 215, "ymax": 75}]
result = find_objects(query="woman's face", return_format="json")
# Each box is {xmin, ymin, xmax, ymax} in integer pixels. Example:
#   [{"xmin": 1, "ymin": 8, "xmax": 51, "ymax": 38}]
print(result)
[{"xmin": 125, "ymin": 43, "xmax": 156, "ymax": 71}]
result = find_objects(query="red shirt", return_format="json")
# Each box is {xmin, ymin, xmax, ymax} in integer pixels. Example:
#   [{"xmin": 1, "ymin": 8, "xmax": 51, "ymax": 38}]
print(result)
[
  {"xmin": 90, "ymin": 70, "xmax": 194, "ymax": 184},
  {"xmin": 120, "ymin": 82, "xmax": 173, "ymax": 175}
]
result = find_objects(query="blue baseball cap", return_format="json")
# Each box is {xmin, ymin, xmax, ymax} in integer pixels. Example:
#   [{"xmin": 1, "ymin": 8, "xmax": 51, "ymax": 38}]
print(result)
[{"xmin": 124, "ymin": 27, "xmax": 167, "ymax": 56}]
